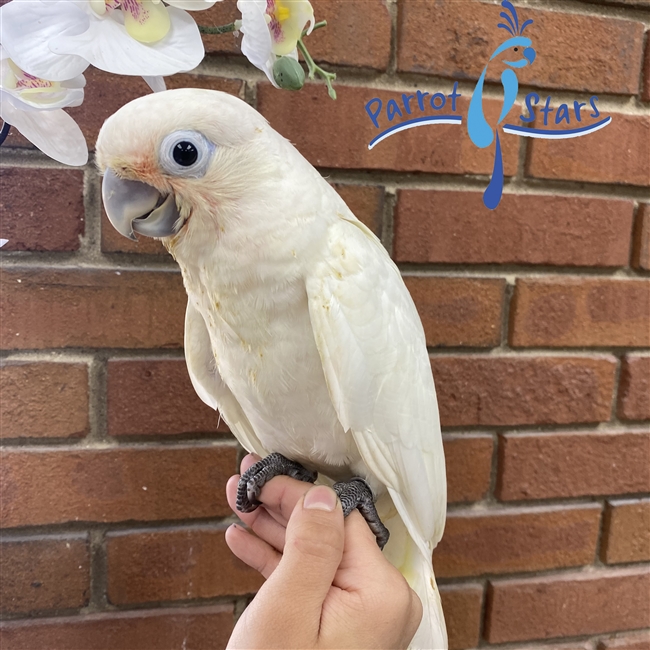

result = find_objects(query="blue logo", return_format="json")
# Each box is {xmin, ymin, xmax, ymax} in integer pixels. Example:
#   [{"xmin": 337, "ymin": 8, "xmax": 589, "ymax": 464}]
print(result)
[{"xmin": 365, "ymin": 0, "xmax": 612, "ymax": 210}]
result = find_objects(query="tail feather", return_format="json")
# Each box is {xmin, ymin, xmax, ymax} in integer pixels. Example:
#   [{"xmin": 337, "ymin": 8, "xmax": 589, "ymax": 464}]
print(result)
[{"xmin": 378, "ymin": 495, "xmax": 448, "ymax": 650}]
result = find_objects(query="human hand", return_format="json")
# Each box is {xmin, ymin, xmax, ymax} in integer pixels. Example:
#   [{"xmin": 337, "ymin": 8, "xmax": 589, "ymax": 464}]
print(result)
[{"xmin": 224, "ymin": 454, "xmax": 422, "ymax": 649}]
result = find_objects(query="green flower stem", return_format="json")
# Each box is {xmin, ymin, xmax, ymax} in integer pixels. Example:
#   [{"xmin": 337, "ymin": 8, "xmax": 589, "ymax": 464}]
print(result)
[
  {"xmin": 297, "ymin": 37, "xmax": 337, "ymax": 100},
  {"xmin": 199, "ymin": 20, "xmax": 241, "ymax": 35},
  {"xmin": 302, "ymin": 20, "xmax": 328, "ymax": 36}
]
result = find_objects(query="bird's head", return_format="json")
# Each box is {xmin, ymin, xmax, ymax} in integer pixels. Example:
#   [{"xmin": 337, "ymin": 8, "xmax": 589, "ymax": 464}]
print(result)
[
  {"xmin": 491, "ymin": 1, "xmax": 535, "ymax": 68},
  {"xmin": 490, "ymin": 36, "xmax": 535, "ymax": 69},
  {"xmin": 96, "ymin": 88, "xmax": 273, "ymax": 243}
]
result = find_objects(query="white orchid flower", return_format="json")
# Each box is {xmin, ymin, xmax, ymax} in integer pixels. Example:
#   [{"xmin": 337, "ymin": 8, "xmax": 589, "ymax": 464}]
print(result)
[
  {"xmin": 238, "ymin": 0, "xmax": 314, "ymax": 87},
  {"xmin": 0, "ymin": 51, "xmax": 88, "ymax": 166},
  {"xmin": 0, "ymin": 0, "xmax": 207, "ymax": 80}
]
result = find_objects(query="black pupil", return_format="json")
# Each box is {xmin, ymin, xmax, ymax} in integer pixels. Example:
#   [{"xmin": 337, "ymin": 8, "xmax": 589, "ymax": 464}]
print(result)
[
  {"xmin": 173, "ymin": 141, "xmax": 198, "ymax": 166},
  {"xmin": 514, "ymin": 47, "xmax": 518, "ymax": 52}
]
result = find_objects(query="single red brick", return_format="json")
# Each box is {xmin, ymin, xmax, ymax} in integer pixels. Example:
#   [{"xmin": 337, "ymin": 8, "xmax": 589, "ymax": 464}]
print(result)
[
  {"xmin": 510, "ymin": 278, "xmax": 650, "ymax": 348},
  {"xmin": 201, "ymin": 0, "xmax": 392, "ymax": 70},
  {"xmin": 257, "ymin": 84, "xmax": 520, "ymax": 176},
  {"xmin": 526, "ymin": 113, "xmax": 650, "ymax": 187},
  {"xmin": 332, "ymin": 184, "xmax": 384, "ymax": 237},
  {"xmin": 618, "ymin": 354, "xmax": 650, "ymax": 421},
  {"xmin": 107, "ymin": 359, "xmax": 228, "ymax": 437},
  {"xmin": 107, "ymin": 526, "xmax": 263, "ymax": 605},
  {"xmin": 1, "ymin": 268, "xmax": 186, "ymax": 350},
  {"xmin": 433, "ymin": 504, "xmax": 600, "ymax": 579},
  {"xmin": 498, "ymin": 431, "xmax": 650, "ymax": 501},
  {"xmin": 431, "ymin": 355, "xmax": 617, "ymax": 427},
  {"xmin": 601, "ymin": 498, "xmax": 650, "ymax": 565},
  {"xmin": 397, "ymin": 1, "xmax": 644, "ymax": 95},
  {"xmin": 444, "ymin": 434, "xmax": 493, "ymax": 504},
  {"xmin": 632, "ymin": 204, "xmax": 650, "ymax": 271},
  {"xmin": 0, "ymin": 445, "xmax": 236, "ymax": 528},
  {"xmin": 439, "ymin": 584, "xmax": 483, "ymax": 650},
  {"xmin": 0, "ymin": 605, "xmax": 234, "ymax": 650},
  {"xmin": 404, "ymin": 277, "xmax": 504, "ymax": 347},
  {"xmin": 486, "ymin": 567, "xmax": 650, "ymax": 643},
  {"xmin": 598, "ymin": 631, "xmax": 650, "ymax": 650},
  {"xmin": 0, "ymin": 168, "xmax": 84, "ymax": 252},
  {"xmin": 394, "ymin": 190, "xmax": 635, "ymax": 267},
  {"xmin": 0, "ymin": 535, "xmax": 89, "ymax": 615},
  {"xmin": 0, "ymin": 362, "xmax": 89, "ymax": 439}
]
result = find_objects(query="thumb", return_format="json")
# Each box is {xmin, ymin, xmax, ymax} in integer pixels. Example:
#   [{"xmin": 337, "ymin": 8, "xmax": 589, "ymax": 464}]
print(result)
[{"xmin": 269, "ymin": 485, "xmax": 344, "ymax": 614}]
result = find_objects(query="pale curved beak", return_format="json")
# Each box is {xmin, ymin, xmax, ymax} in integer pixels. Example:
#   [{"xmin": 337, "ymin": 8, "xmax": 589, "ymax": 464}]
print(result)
[{"xmin": 102, "ymin": 168, "xmax": 182, "ymax": 241}]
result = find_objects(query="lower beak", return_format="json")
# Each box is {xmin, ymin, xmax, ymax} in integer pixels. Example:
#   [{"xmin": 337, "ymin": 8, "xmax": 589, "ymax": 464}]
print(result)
[{"xmin": 102, "ymin": 168, "xmax": 182, "ymax": 241}]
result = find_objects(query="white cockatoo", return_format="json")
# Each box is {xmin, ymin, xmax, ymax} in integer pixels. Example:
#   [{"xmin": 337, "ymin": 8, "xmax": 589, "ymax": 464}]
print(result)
[{"xmin": 97, "ymin": 88, "xmax": 447, "ymax": 650}]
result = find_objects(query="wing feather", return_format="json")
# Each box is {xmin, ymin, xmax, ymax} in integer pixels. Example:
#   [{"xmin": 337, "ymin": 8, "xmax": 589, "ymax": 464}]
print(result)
[
  {"xmin": 184, "ymin": 301, "xmax": 267, "ymax": 458},
  {"xmin": 306, "ymin": 217, "xmax": 446, "ymax": 551}
]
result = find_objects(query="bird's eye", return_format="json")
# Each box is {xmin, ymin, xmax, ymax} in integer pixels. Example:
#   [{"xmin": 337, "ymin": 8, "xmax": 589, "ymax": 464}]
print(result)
[
  {"xmin": 159, "ymin": 130, "xmax": 215, "ymax": 178},
  {"xmin": 513, "ymin": 47, "xmax": 519, "ymax": 52},
  {"xmin": 173, "ymin": 141, "xmax": 198, "ymax": 167}
]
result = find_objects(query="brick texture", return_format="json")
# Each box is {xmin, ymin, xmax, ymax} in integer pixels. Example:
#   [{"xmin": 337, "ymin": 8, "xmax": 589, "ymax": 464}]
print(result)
[
  {"xmin": 0, "ymin": 445, "xmax": 236, "ymax": 528},
  {"xmin": 0, "ymin": 168, "xmax": 85, "ymax": 252},
  {"xmin": 632, "ymin": 204, "xmax": 650, "ymax": 271},
  {"xmin": 0, "ymin": 535, "xmax": 90, "ymax": 615},
  {"xmin": 601, "ymin": 499, "xmax": 650, "ymax": 565},
  {"xmin": 1, "ymin": 269, "xmax": 186, "ymax": 350},
  {"xmin": 439, "ymin": 584, "xmax": 483, "ymax": 650},
  {"xmin": 444, "ymin": 434, "xmax": 493, "ymax": 504},
  {"xmin": 498, "ymin": 431, "xmax": 650, "ymax": 501},
  {"xmin": 510, "ymin": 278, "xmax": 650, "ymax": 348},
  {"xmin": 0, "ymin": 362, "xmax": 89, "ymax": 439},
  {"xmin": 394, "ymin": 191, "xmax": 635, "ymax": 267},
  {"xmin": 257, "ymin": 84, "xmax": 520, "ymax": 175},
  {"xmin": 0, "ymin": 606, "xmax": 234, "ymax": 650},
  {"xmin": 526, "ymin": 113, "xmax": 650, "ymax": 187},
  {"xmin": 433, "ymin": 504, "xmax": 601, "ymax": 578},
  {"xmin": 431, "ymin": 355, "xmax": 617, "ymax": 427},
  {"xmin": 404, "ymin": 277, "xmax": 504, "ymax": 347},
  {"xmin": 106, "ymin": 526, "xmax": 263, "ymax": 605},
  {"xmin": 486, "ymin": 567, "xmax": 650, "ymax": 643},
  {"xmin": 397, "ymin": 1, "xmax": 645, "ymax": 95},
  {"xmin": 618, "ymin": 354, "xmax": 650, "ymax": 421},
  {"xmin": 107, "ymin": 359, "xmax": 227, "ymax": 437}
]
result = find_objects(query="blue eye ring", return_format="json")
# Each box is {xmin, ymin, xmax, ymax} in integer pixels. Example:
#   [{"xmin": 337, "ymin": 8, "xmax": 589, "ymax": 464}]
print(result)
[{"xmin": 159, "ymin": 130, "xmax": 215, "ymax": 178}]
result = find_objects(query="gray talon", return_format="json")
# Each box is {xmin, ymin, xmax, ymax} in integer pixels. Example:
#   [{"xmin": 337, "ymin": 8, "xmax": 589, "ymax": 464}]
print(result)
[
  {"xmin": 333, "ymin": 477, "xmax": 390, "ymax": 549},
  {"xmin": 236, "ymin": 452, "xmax": 318, "ymax": 513}
]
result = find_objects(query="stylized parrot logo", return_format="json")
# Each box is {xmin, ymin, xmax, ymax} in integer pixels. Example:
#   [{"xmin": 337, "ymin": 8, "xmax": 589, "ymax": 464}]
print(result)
[{"xmin": 468, "ymin": 0, "xmax": 536, "ymax": 209}]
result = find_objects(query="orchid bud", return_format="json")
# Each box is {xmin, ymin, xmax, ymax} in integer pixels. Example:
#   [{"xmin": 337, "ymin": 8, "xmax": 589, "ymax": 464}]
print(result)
[{"xmin": 273, "ymin": 56, "xmax": 305, "ymax": 91}]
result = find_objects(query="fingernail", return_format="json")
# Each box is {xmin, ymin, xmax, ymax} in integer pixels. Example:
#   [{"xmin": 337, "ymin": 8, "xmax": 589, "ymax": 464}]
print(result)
[{"xmin": 303, "ymin": 486, "xmax": 337, "ymax": 512}]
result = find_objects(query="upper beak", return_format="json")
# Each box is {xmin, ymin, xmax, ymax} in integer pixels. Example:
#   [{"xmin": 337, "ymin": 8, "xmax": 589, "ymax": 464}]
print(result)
[
  {"xmin": 102, "ymin": 168, "xmax": 182, "ymax": 241},
  {"xmin": 523, "ymin": 47, "xmax": 536, "ymax": 65}
]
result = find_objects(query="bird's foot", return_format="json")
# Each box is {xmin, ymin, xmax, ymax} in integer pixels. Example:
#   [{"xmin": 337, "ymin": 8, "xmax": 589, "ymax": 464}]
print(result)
[
  {"xmin": 236, "ymin": 452, "xmax": 318, "ymax": 513},
  {"xmin": 333, "ymin": 478, "xmax": 390, "ymax": 550}
]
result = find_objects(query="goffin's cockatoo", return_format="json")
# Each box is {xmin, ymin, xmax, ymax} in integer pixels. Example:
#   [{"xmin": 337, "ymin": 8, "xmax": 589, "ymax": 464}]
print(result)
[{"xmin": 97, "ymin": 88, "xmax": 447, "ymax": 650}]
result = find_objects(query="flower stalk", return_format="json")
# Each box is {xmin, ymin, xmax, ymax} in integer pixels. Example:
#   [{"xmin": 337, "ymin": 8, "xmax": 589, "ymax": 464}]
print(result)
[
  {"xmin": 199, "ymin": 20, "xmax": 242, "ymax": 35},
  {"xmin": 297, "ymin": 36, "xmax": 336, "ymax": 100}
]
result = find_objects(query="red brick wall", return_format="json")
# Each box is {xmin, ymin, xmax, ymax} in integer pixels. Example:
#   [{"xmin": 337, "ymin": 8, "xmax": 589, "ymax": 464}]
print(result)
[{"xmin": 1, "ymin": 1, "xmax": 649, "ymax": 648}]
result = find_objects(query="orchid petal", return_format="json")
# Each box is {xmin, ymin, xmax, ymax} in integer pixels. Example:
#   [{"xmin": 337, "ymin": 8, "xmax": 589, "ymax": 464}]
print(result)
[
  {"xmin": 238, "ymin": 0, "xmax": 277, "ymax": 86},
  {"xmin": 0, "ymin": 86, "xmax": 85, "ymax": 111},
  {"xmin": 268, "ymin": 0, "xmax": 314, "ymax": 56},
  {"xmin": 164, "ymin": 0, "xmax": 219, "ymax": 10},
  {"xmin": 142, "ymin": 75, "xmax": 166, "ymax": 92},
  {"xmin": 0, "ymin": 102, "xmax": 88, "ymax": 166},
  {"xmin": 48, "ymin": 6, "xmax": 204, "ymax": 76},
  {"xmin": 0, "ymin": 239, "xmax": 8, "ymax": 248},
  {"xmin": 0, "ymin": 0, "xmax": 90, "ymax": 81}
]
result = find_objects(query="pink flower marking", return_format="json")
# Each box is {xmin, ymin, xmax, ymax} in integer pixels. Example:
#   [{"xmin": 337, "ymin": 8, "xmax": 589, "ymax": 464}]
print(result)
[
  {"xmin": 119, "ymin": 0, "xmax": 149, "ymax": 25},
  {"xmin": 15, "ymin": 71, "xmax": 53, "ymax": 89}
]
